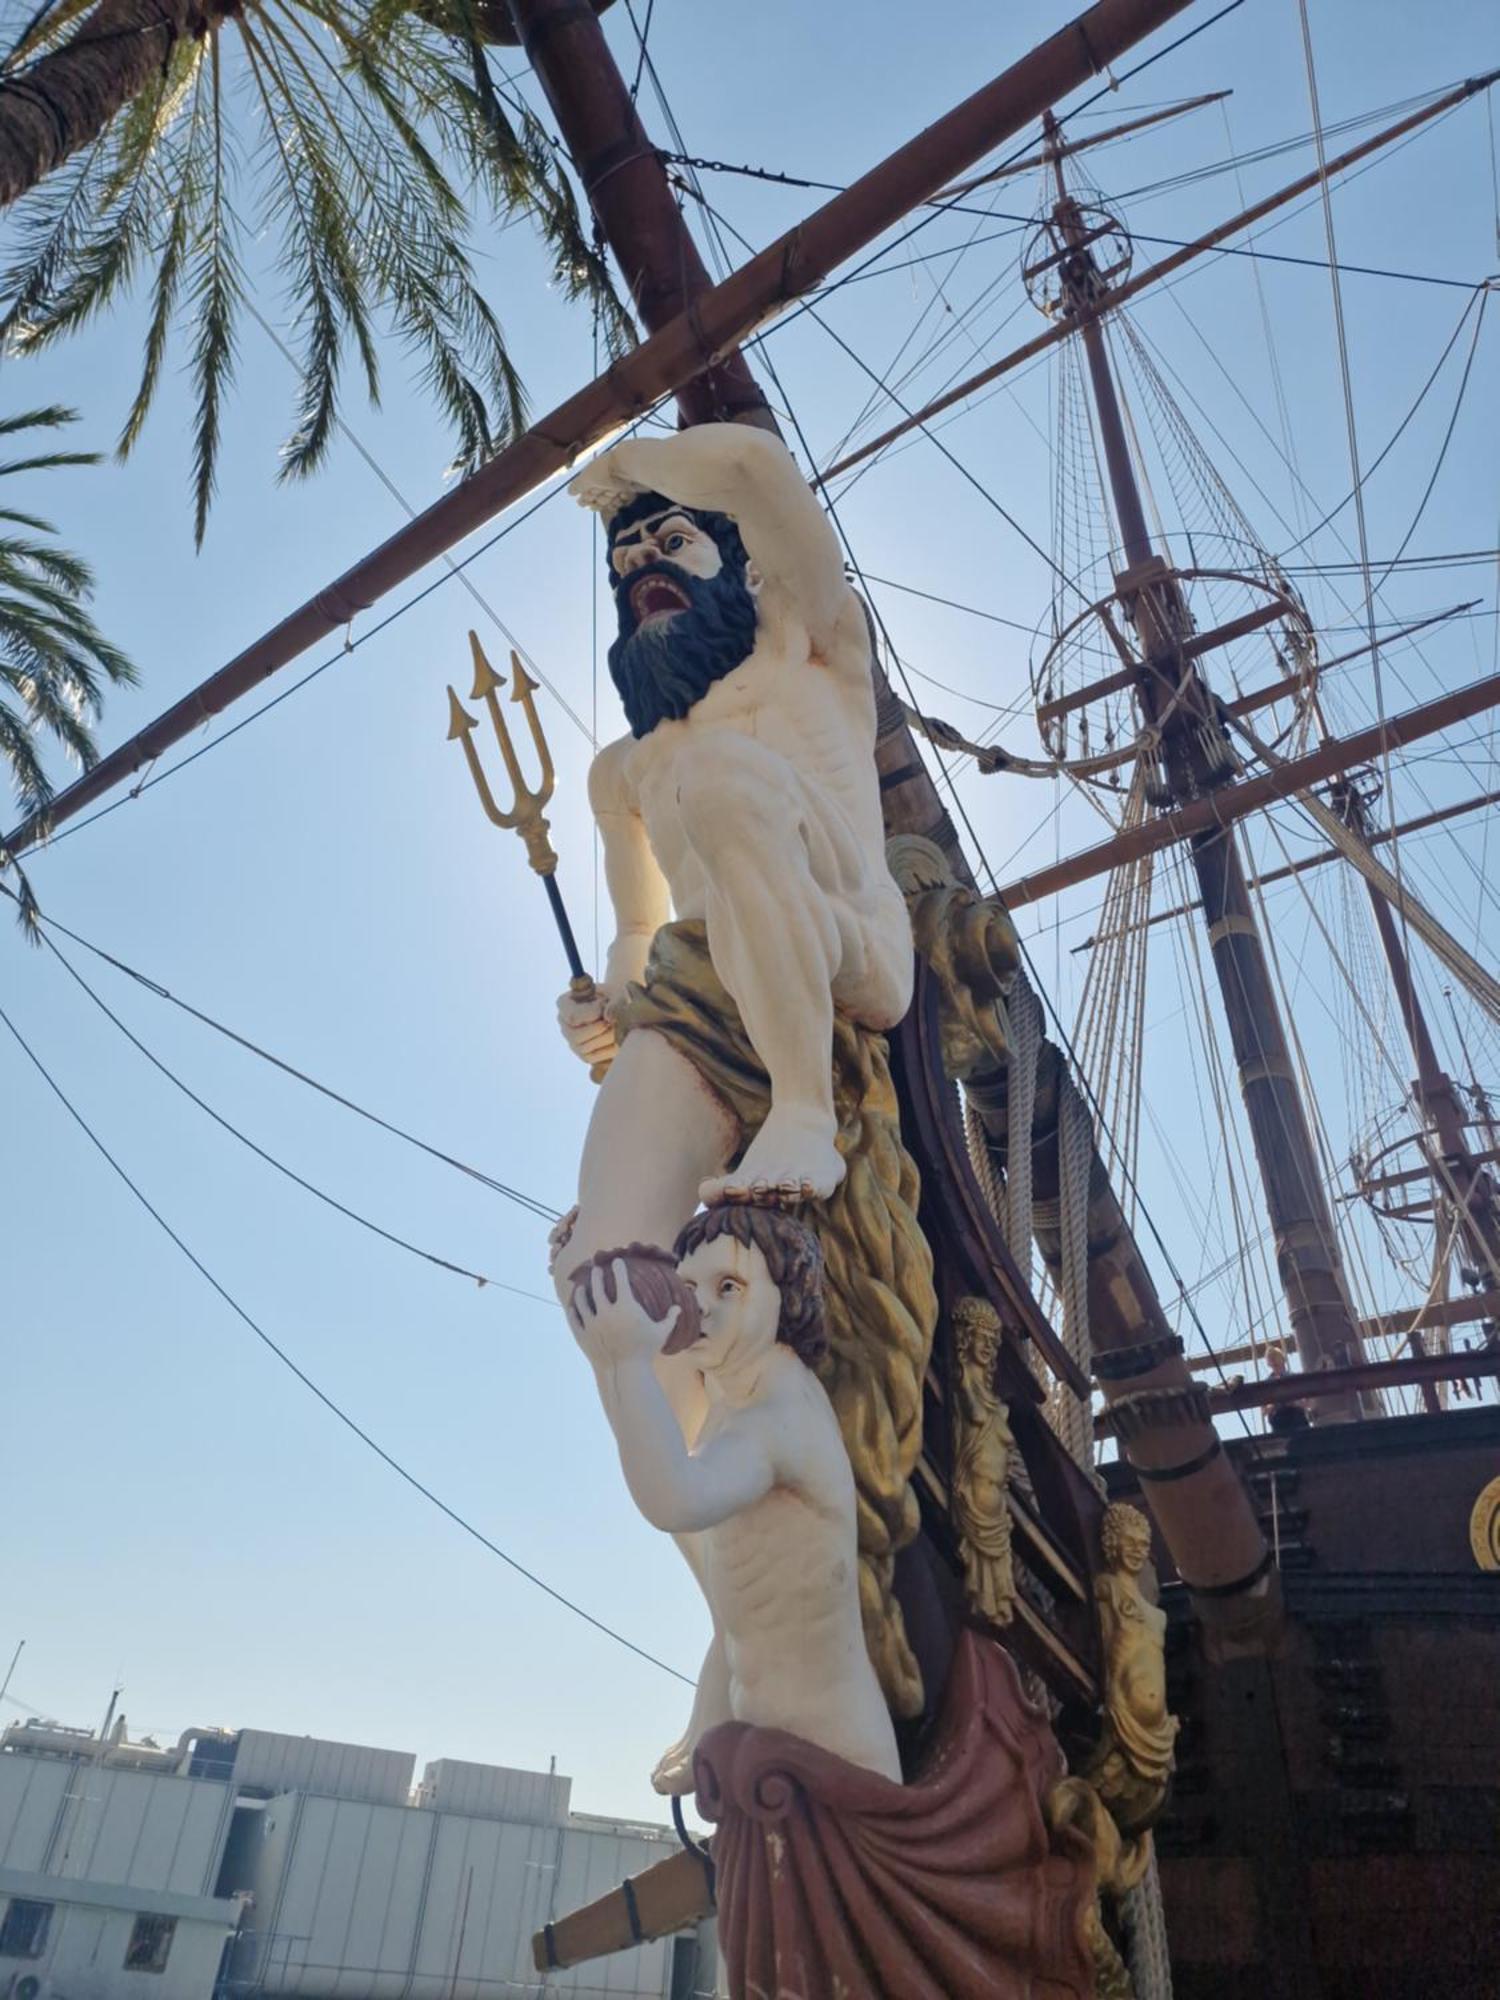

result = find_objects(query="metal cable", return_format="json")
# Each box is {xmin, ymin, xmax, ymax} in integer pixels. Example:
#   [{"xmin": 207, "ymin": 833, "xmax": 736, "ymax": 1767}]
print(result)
[{"xmin": 0, "ymin": 995, "xmax": 693, "ymax": 1686}]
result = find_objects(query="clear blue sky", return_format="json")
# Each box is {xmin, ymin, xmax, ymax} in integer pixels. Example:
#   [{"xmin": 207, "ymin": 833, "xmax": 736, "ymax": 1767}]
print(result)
[{"xmin": 3, "ymin": 0, "xmax": 1496, "ymax": 1825}]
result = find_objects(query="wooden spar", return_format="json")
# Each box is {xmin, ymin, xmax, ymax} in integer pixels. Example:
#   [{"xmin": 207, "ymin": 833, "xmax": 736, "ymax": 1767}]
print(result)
[
  {"xmin": 817, "ymin": 69, "xmax": 1499, "ymax": 487},
  {"xmin": 1358, "ymin": 1149, "xmax": 1500, "ymax": 1201},
  {"xmin": 529, "ymin": 1847, "xmax": 713, "ymax": 1972},
  {"xmin": 1116, "ymin": 1346, "xmax": 1500, "ymax": 1418},
  {"xmin": 941, "ymin": 90, "xmax": 1231, "ymax": 194},
  {"xmin": 1073, "ymin": 785, "xmax": 1500, "ymax": 953},
  {"xmin": 2, "ymin": 0, "xmax": 1201, "ymax": 860},
  {"xmin": 1037, "ymin": 596, "xmax": 1287, "ymax": 723},
  {"xmin": 1185, "ymin": 1285, "xmax": 1500, "ymax": 1373},
  {"xmin": 1000, "ymin": 670, "xmax": 1500, "ymax": 909},
  {"xmin": 1197, "ymin": 1348, "xmax": 1499, "ymax": 1416},
  {"xmin": 1223, "ymin": 601, "xmax": 1482, "ymax": 722},
  {"xmin": 1359, "ymin": 1288, "xmax": 1500, "ymax": 1345}
]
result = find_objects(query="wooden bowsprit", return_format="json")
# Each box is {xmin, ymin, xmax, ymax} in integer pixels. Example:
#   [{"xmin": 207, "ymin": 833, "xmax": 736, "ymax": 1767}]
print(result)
[{"xmin": 446, "ymin": 631, "xmax": 609, "ymax": 1082}]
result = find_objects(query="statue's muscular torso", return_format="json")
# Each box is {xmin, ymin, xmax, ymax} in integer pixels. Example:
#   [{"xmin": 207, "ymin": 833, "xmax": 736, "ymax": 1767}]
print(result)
[
  {"xmin": 693, "ymin": 1362, "xmax": 898, "ymax": 1778},
  {"xmin": 594, "ymin": 591, "xmax": 912, "ymax": 1029}
]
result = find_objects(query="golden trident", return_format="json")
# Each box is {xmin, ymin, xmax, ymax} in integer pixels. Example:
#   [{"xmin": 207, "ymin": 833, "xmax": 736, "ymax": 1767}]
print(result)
[{"xmin": 447, "ymin": 631, "xmax": 609, "ymax": 1082}]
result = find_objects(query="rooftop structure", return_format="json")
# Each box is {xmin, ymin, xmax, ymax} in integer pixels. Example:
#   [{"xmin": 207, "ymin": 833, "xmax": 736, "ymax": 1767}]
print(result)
[{"xmin": 0, "ymin": 1712, "xmax": 711, "ymax": 2000}]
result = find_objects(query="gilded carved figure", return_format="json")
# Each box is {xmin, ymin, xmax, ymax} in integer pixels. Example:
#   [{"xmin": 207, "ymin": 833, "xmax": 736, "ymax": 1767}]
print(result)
[
  {"xmin": 1047, "ymin": 1767, "xmax": 1156, "ymax": 2000},
  {"xmin": 951, "ymin": 1296, "xmax": 1017, "ymax": 1626},
  {"xmin": 1086, "ymin": 1501, "xmax": 1179, "ymax": 1832}
]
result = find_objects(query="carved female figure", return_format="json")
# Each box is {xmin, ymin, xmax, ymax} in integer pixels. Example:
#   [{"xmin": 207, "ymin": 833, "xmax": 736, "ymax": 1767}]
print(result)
[
  {"xmin": 951, "ymin": 1297, "xmax": 1017, "ymax": 1627},
  {"xmin": 1088, "ymin": 1502, "xmax": 1178, "ymax": 1831}
]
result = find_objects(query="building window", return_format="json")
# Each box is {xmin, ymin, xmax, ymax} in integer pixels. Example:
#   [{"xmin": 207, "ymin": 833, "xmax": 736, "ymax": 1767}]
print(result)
[
  {"xmin": 669, "ymin": 1931, "xmax": 700, "ymax": 2000},
  {"xmin": 124, "ymin": 1914, "xmax": 176, "ymax": 1973},
  {"xmin": 0, "ymin": 1899, "xmax": 52, "ymax": 1958}
]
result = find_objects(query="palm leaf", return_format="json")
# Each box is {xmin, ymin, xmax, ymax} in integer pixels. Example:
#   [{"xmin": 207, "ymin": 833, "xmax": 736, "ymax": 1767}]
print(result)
[
  {"xmin": 4, "ymin": 0, "xmax": 104, "ymax": 71},
  {"xmin": 186, "ymin": 32, "xmax": 242, "ymax": 545},
  {"xmin": 0, "ymin": 407, "xmax": 135, "ymax": 822},
  {"xmin": 0, "ymin": 701, "xmax": 53, "ymax": 817},
  {"xmin": 31, "ymin": 52, "xmax": 199, "ymax": 350},
  {"xmin": 116, "ymin": 50, "xmax": 212, "ymax": 460},
  {"xmin": 0, "ymin": 450, "xmax": 101, "ymax": 475},
  {"xmin": 0, "ymin": 403, "xmax": 81, "ymax": 433},
  {"xmin": 0, "ymin": 0, "xmax": 636, "ymax": 534}
]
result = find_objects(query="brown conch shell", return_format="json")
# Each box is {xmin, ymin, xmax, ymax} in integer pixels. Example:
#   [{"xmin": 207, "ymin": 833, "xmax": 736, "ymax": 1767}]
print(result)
[{"xmin": 568, "ymin": 1242, "xmax": 702, "ymax": 1353}]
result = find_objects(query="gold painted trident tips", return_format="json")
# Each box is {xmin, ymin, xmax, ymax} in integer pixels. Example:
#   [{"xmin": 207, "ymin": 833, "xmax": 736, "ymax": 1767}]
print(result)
[
  {"xmin": 446, "ymin": 632, "xmax": 607, "ymax": 1084},
  {"xmin": 446, "ymin": 633, "xmax": 557, "ymax": 878}
]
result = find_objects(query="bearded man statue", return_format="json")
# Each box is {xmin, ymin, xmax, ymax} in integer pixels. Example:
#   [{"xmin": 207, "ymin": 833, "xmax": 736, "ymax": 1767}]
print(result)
[{"xmin": 557, "ymin": 423, "xmax": 913, "ymax": 1226}]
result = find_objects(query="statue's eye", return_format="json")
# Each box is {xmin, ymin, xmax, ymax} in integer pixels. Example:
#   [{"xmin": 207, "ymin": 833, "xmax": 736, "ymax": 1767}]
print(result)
[
  {"xmin": 665, "ymin": 533, "xmax": 686, "ymax": 552},
  {"xmin": 718, "ymin": 1277, "xmax": 740, "ymax": 1298}
]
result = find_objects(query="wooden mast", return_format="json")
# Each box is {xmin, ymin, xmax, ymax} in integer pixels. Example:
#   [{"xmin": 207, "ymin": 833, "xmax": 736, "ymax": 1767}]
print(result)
[
  {"xmin": 1336, "ymin": 781, "xmax": 1500, "ymax": 1357},
  {"xmin": 502, "ymin": 0, "xmax": 775, "ymax": 432},
  {"xmin": 1040, "ymin": 112, "xmax": 1366, "ymax": 1408}
]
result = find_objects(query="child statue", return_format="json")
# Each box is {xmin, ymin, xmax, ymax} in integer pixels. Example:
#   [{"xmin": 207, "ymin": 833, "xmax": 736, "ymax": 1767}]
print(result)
[{"xmin": 568, "ymin": 1204, "xmax": 901, "ymax": 1792}]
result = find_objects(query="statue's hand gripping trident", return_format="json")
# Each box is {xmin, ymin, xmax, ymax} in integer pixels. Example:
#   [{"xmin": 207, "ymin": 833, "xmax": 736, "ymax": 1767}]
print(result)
[{"xmin": 446, "ymin": 632, "xmax": 612, "ymax": 1083}]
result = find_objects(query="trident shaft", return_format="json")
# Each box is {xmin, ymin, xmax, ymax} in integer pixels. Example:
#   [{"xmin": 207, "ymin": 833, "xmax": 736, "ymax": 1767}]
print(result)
[{"xmin": 447, "ymin": 632, "xmax": 607, "ymax": 1081}]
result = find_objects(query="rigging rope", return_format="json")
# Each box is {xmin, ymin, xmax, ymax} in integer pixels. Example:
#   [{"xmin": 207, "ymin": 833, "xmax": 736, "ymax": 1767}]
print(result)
[
  {"xmin": 1050, "ymin": 1081, "xmax": 1097, "ymax": 1468},
  {"xmin": 0, "ymin": 998, "xmax": 693, "ymax": 1687},
  {"xmin": 1252, "ymin": 803, "xmax": 1500, "ymax": 1323},
  {"xmin": 1229, "ymin": 715, "xmax": 1500, "ymax": 1030},
  {"xmin": 1121, "ymin": 1850, "xmax": 1175, "ymax": 2000},
  {"xmin": 1005, "ymin": 979, "xmax": 1044, "ymax": 1283}
]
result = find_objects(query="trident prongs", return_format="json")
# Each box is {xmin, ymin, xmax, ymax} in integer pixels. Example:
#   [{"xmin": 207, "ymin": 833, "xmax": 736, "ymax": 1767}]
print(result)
[
  {"xmin": 447, "ymin": 631, "xmax": 558, "ymax": 877},
  {"xmin": 445, "ymin": 631, "xmax": 609, "ymax": 1081}
]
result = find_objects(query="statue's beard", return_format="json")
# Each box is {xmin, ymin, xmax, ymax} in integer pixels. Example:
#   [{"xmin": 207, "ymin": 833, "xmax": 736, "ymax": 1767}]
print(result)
[{"xmin": 607, "ymin": 560, "xmax": 758, "ymax": 739}]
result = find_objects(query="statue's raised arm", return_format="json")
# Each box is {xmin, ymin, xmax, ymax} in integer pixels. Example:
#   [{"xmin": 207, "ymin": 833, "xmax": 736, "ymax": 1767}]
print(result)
[{"xmin": 572, "ymin": 424, "xmax": 857, "ymax": 668}]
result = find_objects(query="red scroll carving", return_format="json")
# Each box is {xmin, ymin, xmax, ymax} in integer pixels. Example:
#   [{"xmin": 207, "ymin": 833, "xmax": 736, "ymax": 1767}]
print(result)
[{"xmin": 693, "ymin": 1630, "xmax": 1096, "ymax": 1999}]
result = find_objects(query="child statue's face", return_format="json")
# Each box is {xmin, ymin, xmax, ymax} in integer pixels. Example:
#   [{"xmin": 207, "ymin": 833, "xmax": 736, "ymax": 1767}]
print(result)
[{"xmin": 676, "ymin": 1236, "xmax": 779, "ymax": 1372}]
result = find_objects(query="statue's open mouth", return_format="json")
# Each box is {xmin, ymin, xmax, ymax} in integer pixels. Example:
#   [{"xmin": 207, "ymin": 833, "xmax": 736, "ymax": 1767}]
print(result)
[{"xmin": 629, "ymin": 574, "xmax": 691, "ymax": 625}]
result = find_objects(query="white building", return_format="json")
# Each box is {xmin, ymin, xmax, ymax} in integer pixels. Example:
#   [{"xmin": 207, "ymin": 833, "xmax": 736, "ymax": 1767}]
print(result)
[{"xmin": 0, "ymin": 1715, "xmax": 714, "ymax": 2000}]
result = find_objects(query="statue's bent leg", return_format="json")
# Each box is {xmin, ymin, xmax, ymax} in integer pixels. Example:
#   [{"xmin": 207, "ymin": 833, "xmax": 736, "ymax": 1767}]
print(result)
[
  {"xmin": 559, "ymin": 1024, "xmax": 739, "ymax": 1284},
  {"xmin": 557, "ymin": 1023, "xmax": 736, "ymax": 1444},
  {"xmin": 677, "ymin": 736, "xmax": 847, "ymax": 1201}
]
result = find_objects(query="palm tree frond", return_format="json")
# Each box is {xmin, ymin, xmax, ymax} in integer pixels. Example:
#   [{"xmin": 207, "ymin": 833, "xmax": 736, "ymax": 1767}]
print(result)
[
  {"xmin": 0, "ymin": 700, "xmax": 55, "ymax": 819},
  {"xmin": 4, "ymin": 0, "xmax": 107, "ymax": 72},
  {"xmin": 0, "ymin": 404, "xmax": 81, "ymax": 435},
  {"xmin": 0, "ymin": 450, "xmax": 102, "ymax": 477},
  {"xmin": 0, "ymin": 535, "xmax": 94, "ymax": 592},
  {"xmin": 188, "ymin": 36, "xmax": 241, "ymax": 546},
  {"xmin": 0, "ymin": 505, "xmax": 60, "ymax": 534},
  {"xmin": 0, "ymin": 406, "xmax": 136, "ymax": 812},
  {"xmin": 0, "ymin": 843, "xmax": 46, "ymax": 942},
  {"xmin": 116, "ymin": 48, "xmax": 213, "ymax": 460},
  {"xmin": 2, "ymin": 0, "xmax": 635, "ymax": 528}
]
